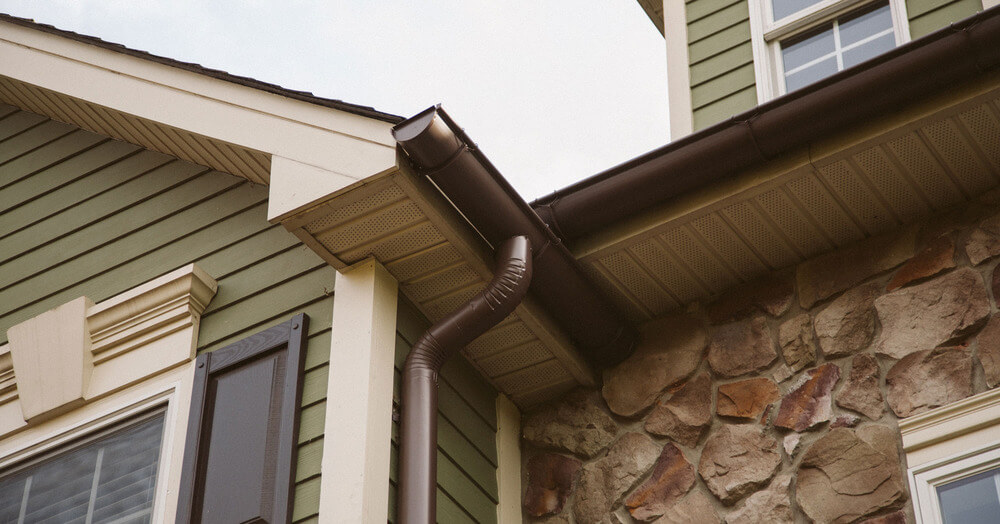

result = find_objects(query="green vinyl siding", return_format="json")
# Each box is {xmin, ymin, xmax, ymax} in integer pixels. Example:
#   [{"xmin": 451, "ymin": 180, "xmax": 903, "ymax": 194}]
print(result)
[
  {"xmin": 686, "ymin": 0, "xmax": 757, "ymax": 131},
  {"xmin": 389, "ymin": 298, "xmax": 499, "ymax": 524},
  {"xmin": 0, "ymin": 105, "xmax": 331, "ymax": 522},
  {"xmin": 907, "ymin": 0, "xmax": 982, "ymax": 38}
]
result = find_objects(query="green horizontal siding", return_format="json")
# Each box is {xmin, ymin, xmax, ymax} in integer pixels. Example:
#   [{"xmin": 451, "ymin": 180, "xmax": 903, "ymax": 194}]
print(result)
[
  {"xmin": 906, "ymin": 0, "xmax": 982, "ymax": 38},
  {"xmin": 0, "ymin": 105, "xmax": 332, "ymax": 522},
  {"xmin": 389, "ymin": 299, "xmax": 499, "ymax": 524},
  {"xmin": 686, "ymin": 0, "xmax": 757, "ymax": 131}
]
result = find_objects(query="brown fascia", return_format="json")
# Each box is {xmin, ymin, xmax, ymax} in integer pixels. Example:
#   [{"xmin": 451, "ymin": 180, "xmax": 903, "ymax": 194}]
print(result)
[{"xmin": 532, "ymin": 5, "xmax": 1000, "ymax": 243}]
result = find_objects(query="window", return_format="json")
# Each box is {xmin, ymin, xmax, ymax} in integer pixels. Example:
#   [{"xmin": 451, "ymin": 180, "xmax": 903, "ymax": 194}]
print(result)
[
  {"xmin": 0, "ymin": 411, "xmax": 165, "ymax": 524},
  {"xmin": 937, "ymin": 467, "xmax": 1000, "ymax": 523},
  {"xmin": 901, "ymin": 388, "xmax": 1000, "ymax": 524},
  {"xmin": 910, "ymin": 440, "xmax": 1000, "ymax": 524},
  {"xmin": 748, "ymin": 0, "xmax": 910, "ymax": 100}
]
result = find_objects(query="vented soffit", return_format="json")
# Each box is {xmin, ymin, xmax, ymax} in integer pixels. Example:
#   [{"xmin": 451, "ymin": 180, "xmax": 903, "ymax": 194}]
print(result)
[
  {"xmin": 576, "ymin": 69, "xmax": 1000, "ymax": 323},
  {"xmin": 277, "ymin": 165, "xmax": 596, "ymax": 409}
]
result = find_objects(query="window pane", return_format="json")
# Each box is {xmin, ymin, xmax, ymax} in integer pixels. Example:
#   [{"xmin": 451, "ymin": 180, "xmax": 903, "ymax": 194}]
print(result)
[
  {"xmin": 785, "ymin": 56, "xmax": 839, "ymax": 91},
  {"xmin": 782, "ymin": 26, "xmax": 835, "ymax": 72},
  {"xmin": 23, "ymin": 447, "xmax": 97, "ymax": 523},
  {"xmin": 0, "ymin": 414, "xmax": 164, "ymax": 524},
  {"xmin": 938, "ymin": 467, "xmax": 1000, "ymax": 524},
  {"xmin": 772, "ymin": 0, "xmax": 824, "ymax": 21},
  {"xmin": 91, "ymin": 417, "xmax": 163, "ymax": 523},
  {"xmin": 840, "ymin": 3, "xmax": 893, "ymax": 47},
  {"xmin": 842, "ymin": 33, "xmax": 896, "ymax": 68}
]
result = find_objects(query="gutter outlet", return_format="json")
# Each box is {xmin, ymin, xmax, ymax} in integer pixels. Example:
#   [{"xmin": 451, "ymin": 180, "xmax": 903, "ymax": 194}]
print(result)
[{"xmin": 393, "ymin": 107, "xmax": 637, "ymax": 368}]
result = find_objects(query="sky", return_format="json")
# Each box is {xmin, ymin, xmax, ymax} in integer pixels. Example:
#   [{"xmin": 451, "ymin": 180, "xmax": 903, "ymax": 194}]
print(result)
[{"xmin": 0, "ymin": 0, "xmax": 669, "ymax": 200}]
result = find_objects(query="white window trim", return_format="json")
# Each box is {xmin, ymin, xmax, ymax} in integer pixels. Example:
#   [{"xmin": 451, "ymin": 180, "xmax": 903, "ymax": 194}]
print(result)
[
  {"xmin": 0, "ymin": 368, "xmax": 195, "ymax": 523},
  {"xmin": 0, "ymin": 263, "xmax": 217, "ymax": 523},
  {"xmin": 748, "ymin": 0, "xmax": 911, "ymax": 103},
  {"xmin": 900, "ymin": 387, "xmax": 1000, "ymax": 524},
  {"xmin": 909, "ymin": 440, "xmax": 1000, "ymax": 524}
]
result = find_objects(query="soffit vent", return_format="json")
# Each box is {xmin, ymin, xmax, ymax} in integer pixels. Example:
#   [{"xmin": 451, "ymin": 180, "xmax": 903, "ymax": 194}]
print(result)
[
  {"xmin": 281, "ymin": 170, "xmax": 593, "ymax": 408},
  {"xmin": 0, "ymin": 75, "xmax": 270, "ymax": 184},
  {"xmin": 581, "ymin": 91, "xmax": 1000, "ymax": 323}
]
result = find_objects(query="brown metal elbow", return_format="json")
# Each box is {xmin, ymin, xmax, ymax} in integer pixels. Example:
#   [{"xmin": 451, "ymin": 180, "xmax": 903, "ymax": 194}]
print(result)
[{"xmin": 398, "ymin": 235, "xmax": 532, "ymax": 524}]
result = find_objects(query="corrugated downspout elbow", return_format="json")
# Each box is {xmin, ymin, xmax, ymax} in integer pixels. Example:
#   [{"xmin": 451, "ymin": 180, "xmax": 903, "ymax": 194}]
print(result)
[
  {"xmin": 398, "ymin": 235, "xmax": 532, "ymax": 524},
  {"xmin": 394, "ymin": 106, "xmax": 637, "ymax": 368}
]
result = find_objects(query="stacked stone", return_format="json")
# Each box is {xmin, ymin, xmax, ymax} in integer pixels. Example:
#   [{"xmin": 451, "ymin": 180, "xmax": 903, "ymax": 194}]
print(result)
[{"xmin": 520, "ymin": 201, "xmax": 1000, "ymax": 523}]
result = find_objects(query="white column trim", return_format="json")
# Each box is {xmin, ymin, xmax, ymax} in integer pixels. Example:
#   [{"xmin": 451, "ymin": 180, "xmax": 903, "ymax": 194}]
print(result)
[
  {"xmin": 663, "ymin": 0, "xmax": 694, "ymax": 139},
  {"xmin": 496, "ymin": 393, "xmax": 523, "ymax": 524},
  {"xmin": 320, "ymin": 258, "xmax": 399, "ymax": 523}
]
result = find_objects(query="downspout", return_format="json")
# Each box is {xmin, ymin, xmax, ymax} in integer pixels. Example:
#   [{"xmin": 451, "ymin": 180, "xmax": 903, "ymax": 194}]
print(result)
[
  {"xmin": 394, "ymin": 107, "xmax": 637, "ymax": 368},
  {"xmin": 398, "ymin": 235, "xmax": 532, "ymax": 524}
]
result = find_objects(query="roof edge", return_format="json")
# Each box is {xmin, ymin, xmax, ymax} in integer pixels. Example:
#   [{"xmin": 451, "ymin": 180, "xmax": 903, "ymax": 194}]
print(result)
[
  {"xmin": 0, "ymin": 13, "xmax": 403, "ymax": 124},
  {"xmin": 532, "ymin": 5, "xmax": 1000, "ymax": 242}
]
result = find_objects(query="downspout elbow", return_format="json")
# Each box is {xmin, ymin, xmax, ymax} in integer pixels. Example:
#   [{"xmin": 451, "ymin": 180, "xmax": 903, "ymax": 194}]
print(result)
[{"xmin": 399, "ymin": 235, "xmax": 532, "ymax": 524}]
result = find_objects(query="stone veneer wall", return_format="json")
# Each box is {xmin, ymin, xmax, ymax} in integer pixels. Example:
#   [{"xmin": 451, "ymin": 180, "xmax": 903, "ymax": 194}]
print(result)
[{"xmin": 519, "ymin": 198, "xmax": 1000, "ymax": 523}]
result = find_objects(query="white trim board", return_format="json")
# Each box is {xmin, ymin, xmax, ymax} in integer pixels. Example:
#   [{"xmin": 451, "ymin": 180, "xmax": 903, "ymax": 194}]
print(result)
[
  {"xmin": 900, "ymin": 387, "xmax": 1000, "ymax": 468},
  {"xmin": 320, "ymin": 258, "xmax": 398, "ymax": 523},
  {"xmin": 664, "ymin": 0, "xmax": 694, "ymax": 140},
  {"xmin": 901, "ymin": 388, "xmax": 1000, "ymax": 523},
  {"xmin": 0, "ymin": 333, "xmax": 200, "ymax": 523},
  {"xmin": 0, "ymin": 19, "xmax": 397, "ymax": 219},
  {"xmin": 748, "ymin": 0, "xmax": 910, "ymax": 102}
]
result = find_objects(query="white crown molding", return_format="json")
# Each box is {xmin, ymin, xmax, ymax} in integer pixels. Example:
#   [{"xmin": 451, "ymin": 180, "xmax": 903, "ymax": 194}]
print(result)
[
  {"xmin": 899, "ymin": 387, "xmax": 1000, "ymax": 452},
  {"xmin": 1, "ymin": 264, "xmax": 217, "ymax": 434},
  {"xmin": 899, "ymin": 387, "xmax": 1000, "ymax": 469}
]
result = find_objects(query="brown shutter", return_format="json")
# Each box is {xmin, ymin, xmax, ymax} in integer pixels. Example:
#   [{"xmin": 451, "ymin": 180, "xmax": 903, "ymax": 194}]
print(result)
[{"xmin": 177, "ymin": 314, "xmax": 309, "ymax": 524}]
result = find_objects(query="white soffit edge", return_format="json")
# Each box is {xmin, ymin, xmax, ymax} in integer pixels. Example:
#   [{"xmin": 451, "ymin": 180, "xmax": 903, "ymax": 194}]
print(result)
[
  {"xmin": 279, "ymin": 166, "xmax": 596, "ymax": 408},
  {"xmin": 0, "ymin": 20, "xmax": 397, "ymax": 189}
]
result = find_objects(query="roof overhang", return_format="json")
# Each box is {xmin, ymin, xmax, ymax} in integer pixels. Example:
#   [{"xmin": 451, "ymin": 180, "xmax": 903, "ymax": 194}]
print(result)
[
  {"xmin": 530, "ymin": 7, "xmax": 1000, "ymax": 323},
  {"xmin": 0, "ymin": 15, "xmax": 599, "ymax": 406},
  {"xmin": 0, "ymin": 14, "xmax": 398, "ymax": 222},
  {"xmin": 575, "ymin": 69, "xmax": 1000, "ymax": 321}
]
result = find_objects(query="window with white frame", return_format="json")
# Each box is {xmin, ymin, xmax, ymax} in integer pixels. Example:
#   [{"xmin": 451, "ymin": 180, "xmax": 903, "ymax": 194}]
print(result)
[
  {"xmin": 901, "ymin": 387, "xmax": 1000, "ymax": 524},
  {"xmin": 0, "ymin": 410, "xmax": 165, "ymax": 524},
  {"xmin": 749, "ymin": 0, "xmax": 910, "ymax": 101},
  {"xmin": 910, "ymin": 440, "xmax": 1000, "ymax": 524}
]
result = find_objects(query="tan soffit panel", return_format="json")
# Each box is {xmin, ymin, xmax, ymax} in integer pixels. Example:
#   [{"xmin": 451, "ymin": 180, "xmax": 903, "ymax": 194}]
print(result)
[
  {"xmin": 580, "ymin": 86, "xmax": 1000, "ymax": 323},
  {"xmin": 280, "ymin": 168, "xmax": 595, "ymax": 409},
  {"xmin": 0, "ymin": 75, "xmax": 270, "ymax": 184}
]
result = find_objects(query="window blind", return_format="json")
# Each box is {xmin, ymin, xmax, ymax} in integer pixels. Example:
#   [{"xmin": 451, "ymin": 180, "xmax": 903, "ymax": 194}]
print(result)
[{"xmin": 0, "ymin": 413, "xmax": 165, "ymax": 524}]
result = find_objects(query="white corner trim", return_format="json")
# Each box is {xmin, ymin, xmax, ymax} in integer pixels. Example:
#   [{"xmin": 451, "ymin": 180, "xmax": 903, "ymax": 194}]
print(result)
[
  {"xmin": 985, "ymin": 0, "xmax": 1000, "ymax": 10},
  {"xmin": 495, "ymin": 394, "xmax": 522, "ymax": 524},
  {"xmin": 1, "ymin": 264, "xmax": 217, "ymax": 433},
  {"xmin": 267, "ymin": 156, "xmax": 398, "ymax": 223},
  {"xmin": 663, "ymin": 0, "xmax": 694, "ymax": 140},
  {"xmin": 321, "ymin": 258, "xmax": 398, "ymax": 523},
  {"xmin": 748, "ymin": 0, "xmax": 777, "ymax": 104},
  {"xmin": 899, "ymin": 387, "xmax": 1000, "ymax": 463}
]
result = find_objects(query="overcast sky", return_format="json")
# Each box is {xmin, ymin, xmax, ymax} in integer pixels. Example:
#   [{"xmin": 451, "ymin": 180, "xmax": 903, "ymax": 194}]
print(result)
[{"xmin": 0, "ymin": 0, "xmax": 669, "ymax": 200}]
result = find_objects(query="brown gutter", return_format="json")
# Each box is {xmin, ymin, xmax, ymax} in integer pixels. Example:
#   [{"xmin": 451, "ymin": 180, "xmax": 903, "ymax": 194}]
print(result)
[
  {"xmin": 532, "ymin": 6, "xmax": 1000, "ymax": 242},
  {"xmin": 394, "ymin": 107, "xmax": 637, "ymax": 368},
  {"xmin": 397, "ymin": 235, "xmax": 532, "ymax": 524}
]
